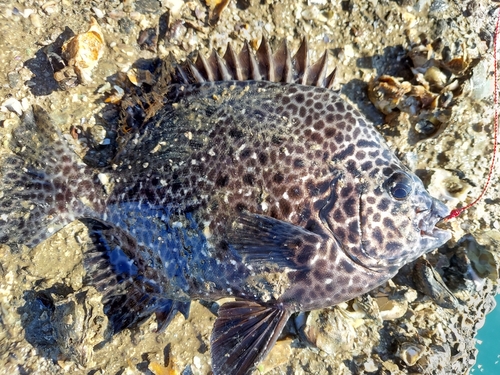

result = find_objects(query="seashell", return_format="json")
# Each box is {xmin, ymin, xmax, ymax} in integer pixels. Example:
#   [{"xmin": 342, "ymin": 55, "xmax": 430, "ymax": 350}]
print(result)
[
  {"xmin": 413, "ymin": 258, "xmax": 459, "ymax": 309},
  {"xmin": 138, "ymin": 28, "xmax": 158, "ymax": 52},
  {"xmin": 398, "ymin": 342, "xmax": 426, "ymax": 366},
  {"xmin": 61, "ymin": 17, "xmax": 105, "ymax": 84},
  {"xmin": 462, "ymin": 235, "xmax": 498, "ymax": 281},
  {"xmin": 51, "ymin": 288, "xmax": 109, "ymax": 366},
  {"xmin": 408, "ymin": 45, "xmax": 433, "ymax": 70},
  {"xmin": 350, "ymin": 294, "xmax": 381, "ymax": 322},
  {"xmin": 408, "ymin": 85, "xmax": 438, "ymax": 110},
  {"xmin": 414, "ymin": 118, "xmax": 438, "ymax": 136},
  {"xmin": 368, "ymin": 75, "xmax": 412, "ymax": 114},
  {"xmin": 423, "ymin": 66, "xmax": 448, "ymax": 89},
  {"xmin": 301, "ymin": 308, "xmax": 358, "ymax": 355}
]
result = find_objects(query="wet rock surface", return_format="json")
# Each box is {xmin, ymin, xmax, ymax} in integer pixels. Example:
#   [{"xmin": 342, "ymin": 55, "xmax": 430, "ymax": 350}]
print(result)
[{"xmin": 0, "ymin": 0, "xmax": 499, "ymax": 374}]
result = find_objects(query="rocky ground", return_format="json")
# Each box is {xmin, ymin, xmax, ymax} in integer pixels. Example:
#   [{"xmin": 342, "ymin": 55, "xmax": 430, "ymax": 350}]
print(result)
[{"xmin": 0, "ymin": 0, "xmax": 499, "ymax": 374}]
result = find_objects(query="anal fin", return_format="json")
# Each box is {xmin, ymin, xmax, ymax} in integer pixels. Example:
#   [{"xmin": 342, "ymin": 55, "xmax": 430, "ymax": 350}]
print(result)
[
  {"xmin": 82, "ymin": 218, "xmax": 190, "ymax": 334},
  {"xmin": 211, "ymin": 301, "xmax": 291, "ymax": 375}
]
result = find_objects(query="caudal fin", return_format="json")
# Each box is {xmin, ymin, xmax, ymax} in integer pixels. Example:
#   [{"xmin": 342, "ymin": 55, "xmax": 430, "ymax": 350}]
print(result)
[
  {"xmin": 211, "ymin": 301, "xmax": 291, "ymax": 375},
  {"xmin": 0, "ymin": 106, "xmax": 103, "ymax": 249}
]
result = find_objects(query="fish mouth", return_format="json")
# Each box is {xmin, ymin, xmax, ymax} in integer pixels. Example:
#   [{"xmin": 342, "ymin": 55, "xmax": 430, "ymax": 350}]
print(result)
[{"xmin": 417, "ymin": 198, "xmax": 452, "ymax": 249}]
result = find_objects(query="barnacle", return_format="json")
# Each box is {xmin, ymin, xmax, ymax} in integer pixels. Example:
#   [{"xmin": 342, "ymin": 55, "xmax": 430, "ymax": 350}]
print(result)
[
  {"xmin": 369, "ymin": 41, "xmax": 476, "ymax": 142},
  {"xmin": 427, "ymin": 168, "xmax": 472, "ymax": 206}
]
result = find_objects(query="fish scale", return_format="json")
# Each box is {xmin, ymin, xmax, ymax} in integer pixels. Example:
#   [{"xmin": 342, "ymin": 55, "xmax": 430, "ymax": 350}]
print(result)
[{"xmin": 0, "ymin": 38, "xmax": 451, "ymax": 375}]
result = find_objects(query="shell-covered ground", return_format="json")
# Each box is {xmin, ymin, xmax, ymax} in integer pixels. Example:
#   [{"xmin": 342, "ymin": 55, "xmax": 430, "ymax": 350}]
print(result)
[{"xmin": 0, "ymin": 0, "xmax": 499, "ymax": 374}]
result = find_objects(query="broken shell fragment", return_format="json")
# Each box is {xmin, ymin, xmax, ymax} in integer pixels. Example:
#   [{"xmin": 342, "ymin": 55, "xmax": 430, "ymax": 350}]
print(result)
[
  {"xmin": 60, "ymin": 17, "xmax": 105, "ymax": 85},
  {"xmin": 104, "ymin": 85, "xmax": 125, "ymax": 104},
  {"xmin": 374, "ymin": 295, "xmax": 408, "ymax": 320},
  {"xmin": 126, "ymin": 68, "xmax": 156, "ymax": 87},
  {"xmin": 205, "ymin": 0, "xmax": 231, "ymax": 26},
  {"xmin": 398, "ymin": 342, "xmax": 426, "ymax": 366}
]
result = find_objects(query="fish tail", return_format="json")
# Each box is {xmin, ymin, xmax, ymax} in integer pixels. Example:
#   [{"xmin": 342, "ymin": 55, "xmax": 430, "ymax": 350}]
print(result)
[{"xmin": 0, "ymin": 106, "xmax": 103, "ymax": 250}]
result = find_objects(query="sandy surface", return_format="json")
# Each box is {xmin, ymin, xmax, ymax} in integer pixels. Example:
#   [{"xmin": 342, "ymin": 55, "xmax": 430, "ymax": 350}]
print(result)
[{"xmin": 0, "ymin": 0, "xmax": 499, "ymax": 374}]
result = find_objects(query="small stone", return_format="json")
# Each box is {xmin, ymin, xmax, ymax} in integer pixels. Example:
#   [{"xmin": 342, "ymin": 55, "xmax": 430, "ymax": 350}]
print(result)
[
  {"xmin": 7, "ymin": 72, "xmax": 21, "ymax": 88},
  {"xmin": 193, "ymin": 355, "xmax": 201, "ymax": 369},
  {"xmin": 92, "ymin": 7, "xmax": 105, "ymax": 19},
  {"xmin": 363, "ymin": 358, "xmax": 379, "ymax": 372},
  {"xmin": 2, "ymin": 98, "xmax": 23, "ymax": 116},
  {"xmin": 118, "ymin": 17, "xmax": 135, "ymax": 34},
  {"xmin": 29, "ymin": 13, "xmax": 42, "ymax": 28},
  {"xmin": 90, "ymin": 125, "xmax": 107, "ymax": 145},
  {"xmin": 135, "ymin": 0, "xmax": 161, "ymax": 14}
]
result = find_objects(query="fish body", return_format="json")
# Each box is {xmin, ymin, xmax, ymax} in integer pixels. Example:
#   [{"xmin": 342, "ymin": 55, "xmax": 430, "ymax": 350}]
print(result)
[{"xmin": 0, "ymin": 39, "xmax": 451, "ymax": 374}]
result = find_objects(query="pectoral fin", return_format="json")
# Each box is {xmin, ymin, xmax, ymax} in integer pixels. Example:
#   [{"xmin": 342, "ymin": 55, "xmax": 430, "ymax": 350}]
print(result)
[
  {"xmin": 211, "ymin": 301, "xmax": 291, "ymax": 375},
  {"xmin": 227, "ymin": 211, "xmax": 325, "ymax": 269}
]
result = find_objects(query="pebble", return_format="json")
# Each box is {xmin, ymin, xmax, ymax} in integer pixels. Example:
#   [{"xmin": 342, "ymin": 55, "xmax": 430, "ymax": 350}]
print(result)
[
  {"xmin": 13, "ymin": 8, "xmax": 35, "ymax": 18},
  {"xmin": 2, "ymin": 98, "xmax": 23, "ymax": 116},
  {"xmin": 29, "ymin": 13, "xmax": 42, "ymax": 28},
  {"xmin": 193, "ymin": 355, "xmax": 201, "ymax": 369},
  {"xmin": 41, "ymin": 1, "xmax": 58, "ymax": 14},
  {"xmin": 92, "ymin": 7, "xmax": 105, "ymax": 19},
  {"xmin": 7, "ymin": 72, "xmax": 20, "ymax": 88}
]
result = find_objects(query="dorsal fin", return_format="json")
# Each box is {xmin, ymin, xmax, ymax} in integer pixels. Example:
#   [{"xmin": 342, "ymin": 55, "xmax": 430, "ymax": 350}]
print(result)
[
  {"xmin": 215, "ymin": 49, "xmax": 233, "ymax": 81},
  {"xmin": 223, "ymin": 43, "xmax": 243, "ymax": 80},
  {"xmin": 293, "ymin": 37, "xmax": 309, "ymax": 85},
  {"xmin": 256, "ymin": 36, "xmax": 274, "ymax": 81},
  {"xmin": 308, "ymin": 51, "xmax": 328, "ymax": 86},
  {"xmin": 164, "ymin": 37, "xmax": 334, "ymax": 88},
  {"xmin": 187, "ymin": 61, "xmax": 205, "ymax": 83},
  {"xmin": 245, "ymin": 41, "xmax": 262, "ymax": 80},
  {"xmin": 325, "ymin": 67, "xmax": 337, "ymax": 89},
  {"xmin": 195, "ymin": 52, "xmax": 216, "ymax": 81},
  {"xmin": 273, "ymin": 39, "xmax": 293, "ymax": 83}
]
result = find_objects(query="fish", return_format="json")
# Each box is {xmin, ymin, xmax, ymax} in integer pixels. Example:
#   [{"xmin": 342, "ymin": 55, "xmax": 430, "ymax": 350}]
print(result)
[{"xmin": 0, "ymin": 38, "xmax": 452, "ymax": 375}]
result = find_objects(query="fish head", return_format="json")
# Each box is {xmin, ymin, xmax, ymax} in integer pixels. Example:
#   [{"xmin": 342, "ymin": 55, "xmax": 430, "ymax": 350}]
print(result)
[{"xmin": 324, "ymin": 163, "xmax": 451, "ymax": 273}]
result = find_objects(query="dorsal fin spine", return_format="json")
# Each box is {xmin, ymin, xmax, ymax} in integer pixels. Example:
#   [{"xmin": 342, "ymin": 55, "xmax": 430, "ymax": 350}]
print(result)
[{"xmin": 166, "ymin": 37, "xmax": 334, "ymax": 89}]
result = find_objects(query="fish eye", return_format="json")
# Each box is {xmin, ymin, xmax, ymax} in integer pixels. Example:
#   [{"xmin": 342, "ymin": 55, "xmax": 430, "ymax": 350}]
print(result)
[{"xmin": 384, "ymin": 171, "xmax": 413, "ymax": 200}]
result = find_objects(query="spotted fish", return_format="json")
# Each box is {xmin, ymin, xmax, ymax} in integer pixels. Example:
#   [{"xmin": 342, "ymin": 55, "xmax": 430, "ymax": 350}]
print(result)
[{"xmin": 0, "ymin": 38, "xmax": 451, "ymax": 374}]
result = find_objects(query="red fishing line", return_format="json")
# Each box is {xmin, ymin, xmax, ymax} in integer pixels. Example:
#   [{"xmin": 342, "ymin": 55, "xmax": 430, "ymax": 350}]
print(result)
[{"xmin": 445, "ymin": 9, "xmax": 500, "ymax": 221}]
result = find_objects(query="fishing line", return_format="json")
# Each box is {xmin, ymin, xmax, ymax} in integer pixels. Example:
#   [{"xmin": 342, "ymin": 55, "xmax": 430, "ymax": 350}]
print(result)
[{"xmin": 445, "ymin": 7, "xmax": 500, "ymax": 221}]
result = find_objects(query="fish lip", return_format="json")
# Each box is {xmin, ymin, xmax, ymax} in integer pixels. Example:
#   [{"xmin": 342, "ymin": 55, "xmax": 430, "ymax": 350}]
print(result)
[{"xmin": 417, "ymin": 198, "xmax": 452, "ymax": 246}]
